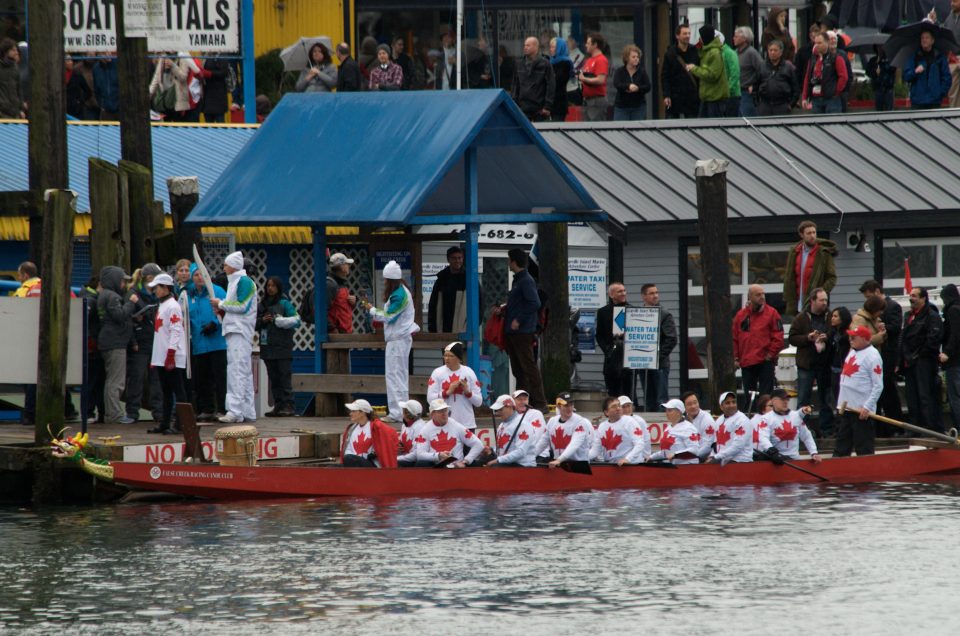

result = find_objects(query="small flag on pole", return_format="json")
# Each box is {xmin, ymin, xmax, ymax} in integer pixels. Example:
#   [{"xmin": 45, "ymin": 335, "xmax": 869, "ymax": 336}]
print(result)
[{"xmin": 903, "ymin": 258, "xmax": 912, "ymax": 296}]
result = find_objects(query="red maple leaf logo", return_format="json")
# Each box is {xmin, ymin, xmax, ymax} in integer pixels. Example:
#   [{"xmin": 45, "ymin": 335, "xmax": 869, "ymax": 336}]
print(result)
[
  {"xmin": 716, "ymin": 425, "xmax": 732, "ymax": 446},
  {"xmin": 600, "ymin": 427, "xmax": 623, "ymax": 452},
  {"xmin": 464, "ymin": 430, "xmax": 474, "ymax": 438},
  {"xmin": 441, "ymin": 373, "xmax": 462, "ymax": 395},
  {"xmin": 169, "ymin": 314, "xmax": 180, "ymax": 324},
  {"xmin": 475, "ymin": 380, "xmax": 482, "ymax": 388},
  {"xmin": 705, "ymin": 425, "xmax": 715, "ymax": 436},
  {"xmin": 690, "ymin": 433, "xmax": 701, "ymax": 442},
  {"xmin": 430, "ymin": 430, "xmax": 457, "ymax": 453},
  {"xmin": 842, "ymin": 355, "xmax": 860, "ymax": 377},
  {"xmin": 661, "ymin": 431, "xmax": 676, "ymax": 450},
  {"xmin": 154, "ymin": 316, "xmax": 163, "ymax": 332},
  {"xmin": 497, "ymin": 433, "xmax": 510, "ymax": 449},
  {"xmin": 427, "ymin": 378, "xmax": 435, "ymax": 386},
  {"xmin": 633, "ymin": 427, "xmax": 645, "ymax": 437},
  {"xmin": 874, "ymin": 364, "xmax": 882, "ymax": 375},
  {"xmin": 775, "ymin": 420, "xmax": 798, "ymax": 441},
  {"xmin": 518, "ymin": 430, "xmax": 529, "ymax": 441},
  {"xmin": 574, "ymin": 425, "xmax": 585, "ymax": 433},
  {"xmin": 735, "ymin": 427, "xmax": 746, "ymax": 436},
  {"xmin": 414, "ymin": 435, "xmax": 426, "ymax": 444},
  {"xmin": 352, "ymin": 431, "xmax": 373, "ymax": 455},
  {"xmin": 399, "ymin": 433, "xmax": 414, "ymax": 454},
  {"xmin": 551, "ymin": 427, "xmax": 572, "ymax": 451},
  {"xmin": 753, "ymin": 428, "xmax": 760, "ymax": 444},
  {"xmin": 531, "ymin": 419, "xmax": 542, "ymax": 429}
]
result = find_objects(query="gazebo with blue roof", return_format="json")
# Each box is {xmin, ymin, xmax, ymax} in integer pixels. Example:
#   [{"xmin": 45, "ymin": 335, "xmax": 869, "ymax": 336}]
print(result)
[{"xmin": 186, "ymin": 89, "xmax": 605, "ymax": 381}]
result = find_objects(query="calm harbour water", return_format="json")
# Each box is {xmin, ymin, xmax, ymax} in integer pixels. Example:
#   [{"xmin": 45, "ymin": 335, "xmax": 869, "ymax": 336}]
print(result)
[{"xmin": 3, "ymin": 482, "xmax": 960, "ymax": 635}]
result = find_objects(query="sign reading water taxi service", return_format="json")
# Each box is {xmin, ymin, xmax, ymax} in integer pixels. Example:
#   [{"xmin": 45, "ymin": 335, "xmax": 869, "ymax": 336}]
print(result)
[
  {"xmin": 63, "ymin": 0, "xmax": 240, "ymax": 54},
  {"xmin": 624, "ymin": 306, "xmax": 660, "ymax": 370},
  {"xmin": 567, "ymin": 257, "xmax": 606, "ymax": 310}
]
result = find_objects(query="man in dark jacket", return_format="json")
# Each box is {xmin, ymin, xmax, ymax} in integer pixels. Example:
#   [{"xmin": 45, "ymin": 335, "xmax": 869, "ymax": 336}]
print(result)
[
  {"xmin": 940, "ymin": 283, "xmax": 960, "ymax": 432},
  {"xmin": 97, "ymin": 266, "xmax": 138, "ymax": 424},
  {"xmin": 596, "ymin": 282, "xmax": 632, "ymax": 399},
  {"xmin": 757, "ymin": 39, "xmax": 799, "ymax": 116},
  {"xmin": 512, "ymin": 36, "xmax": 554, "ymax": 121},
  {"xmin": 783, "ymin": 220, "xmax": 837, "ymax": 315},
  {"xmin": 504, "ymin": 248, "xmax": 547, "ymax": 410},
  {"xmin": 126, "ymin": 263, "xmax": 163, "ymax": 423},
  {"xmin": 900, "ymin": 287, "xmax": 943, "ymax": 432},
  {"xmin": 335, "ymin": 43, "xmax": 362, "ymax": 92},
  {"xmin": 860, "ymin": 280, "xmax": 903, "ymax": 423},
  {"xmin": 0, "ymin": 37, "xmax": 23, "ymax": 118},
  {"xmin": 640, "ymin": 283, "xmax": 677, "ymax": 412},
  {"xmin": 427, "ymin": 246, "xmax": 467, "ymax": 333},
  {"xmin": 660, "ymin": 23, "xmax": 700, "ymax": 119},
  {"xmin": 201, "ymin": 57, "xmax": 230, "ymax": 122},
  {"xmin": 787, "ymin": 287, "xmax": 833, "ymax": 435}
]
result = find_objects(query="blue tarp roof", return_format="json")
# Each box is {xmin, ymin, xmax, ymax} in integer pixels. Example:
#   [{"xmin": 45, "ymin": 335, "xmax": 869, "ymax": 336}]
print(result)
[
  {"xmin": 185, "ymin": 90, "xmax": 600, "ymax": 226},
  {"xmin": 0, "ymin": 121, "xmax": 258, "ymax": 213}
]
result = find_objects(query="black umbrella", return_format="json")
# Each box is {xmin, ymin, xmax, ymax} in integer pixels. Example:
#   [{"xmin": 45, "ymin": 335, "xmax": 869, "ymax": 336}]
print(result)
[
  {"xmin": 883, "ymin": 20, "xmax": 959, "ymax": 68},
  {"xmin": 846, "ymin": 31, "xmax": 890, "ymax": 55}
]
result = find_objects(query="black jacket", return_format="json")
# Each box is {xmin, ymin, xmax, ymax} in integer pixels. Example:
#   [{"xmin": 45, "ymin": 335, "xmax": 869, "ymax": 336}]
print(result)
[
  {"xmin": 202, "ymin": 59, "xmax": 230, "ymax": 115},
  {"xmin": 900, "ymin": 302, "xmax": 942, "ymax": 367},
  {"xmin": 66, "ymin": 70, "xmax": 92, "ymax": 119},
  {"xmin": 427, "ymin": 265, "xmax": 466, "ymax": 333},
  {"xmin": 596, "ymin": 301, "xmax": 628, "ymax": 365},
  {"xmin": 336, "ymin": 56, "xmax": 362, "ymax": 92},
  {"xmin": 613, "ymin": 64, "xmax": 651, "ymax": 108},
  {"xmin": 512, "ymin": 54, "xmax": 555, "ymax": 116},
  {"xmin": 552, "ymin": 60, "xmax": 571, "ymax": 118},
  {"xmin": 656, "ymin": 305, "xmax": 678, "ymax": 369},
  {"xmin": 880, "ymin": 296, "xmax": 903, "ymax": 367},
  {"xmin": 758, "ymin": 59, "xmax": 799, "ymax": 106},
  {"xmin": 941, "ymin": 284, "xmax": 960, "ymax": 369},
  {"xmin": 660, "ymin": 44, "xmax": 699, "ymax": 107}
]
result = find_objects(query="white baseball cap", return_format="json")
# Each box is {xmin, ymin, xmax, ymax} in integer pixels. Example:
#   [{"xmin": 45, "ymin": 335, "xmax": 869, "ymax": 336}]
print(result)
[
  {"xmin": 718, "ymin": 391, "xmax": 737, "ymax": 406},
  {"xmin": 329, "ymin": 252, "xmax": 354, "ymax": 266},
  {"xmin": 398, "ymin": 399, "xmax": 422, "ymax": 416},
  {"xmin": 429, "ymin": 398, "xmax": 449, "ymax": 412},
  {"xmin": 491, "ymin": 394, "xmax": 515, "ymax": 410},
  {"xmin": 617, "ymin": 395, "xmax": 633, "ymax": 406},
  {"xmin": 345, "ymin": 399, "xmax": 373, "ymax": 413},
  {"xmin": 147, "ymin": 273, "xmax": 175, "ymax": 288},
  {"xmin": 512, "ymin": 389, "xmax": 529, "ymax": 398},
  {"xmin": 661, "ymin": 399, "xmax": 685, "ymax": 411}
]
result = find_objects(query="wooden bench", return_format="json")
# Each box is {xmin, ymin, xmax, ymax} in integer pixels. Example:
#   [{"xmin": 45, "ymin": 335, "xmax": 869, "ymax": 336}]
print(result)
[{"xmin": 293, "ymin": 373, "xmax": 431, "ymax": 416}]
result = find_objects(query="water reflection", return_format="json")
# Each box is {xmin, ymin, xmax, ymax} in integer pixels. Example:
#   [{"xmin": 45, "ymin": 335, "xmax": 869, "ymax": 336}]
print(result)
[{"xmin": 3, "ymin": 482, "xmax": 960, "ymax": 634}]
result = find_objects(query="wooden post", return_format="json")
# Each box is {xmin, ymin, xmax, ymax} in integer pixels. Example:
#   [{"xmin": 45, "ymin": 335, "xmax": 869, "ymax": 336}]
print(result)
[
  {"xmin": 27, "ymin": 0, "xmax": 68, "ymax": 267},
  {"xmin": 695, "ymin": 159, "xmax": 736, "ymax": 407},
  {"xmin": 35, "ymin": 190, "xmax": 75, "ymax": 445},
  {"xmin": 537, "ymin": 221, "xmax": 571, "ymax": 399},
  {"xmin": 88, "ymin": 158, "xmax": 130, "ymax": 273},
  {"xmin": 120, "ymin": 160, "xmax": 155, "ymax": 267},
  {"xmin": 168, "ymin": 177, "xmax": 203, "ymax": 260},
  {"xmin": 116, "ymin": 1, "xmax": 153, "ymax": 171}
]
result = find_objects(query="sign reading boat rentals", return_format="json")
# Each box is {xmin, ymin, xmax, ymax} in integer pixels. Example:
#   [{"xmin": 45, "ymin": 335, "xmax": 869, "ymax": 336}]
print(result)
[{"xmin": 63, "ymin": 0, "xmax": 240, "ymax": 54}]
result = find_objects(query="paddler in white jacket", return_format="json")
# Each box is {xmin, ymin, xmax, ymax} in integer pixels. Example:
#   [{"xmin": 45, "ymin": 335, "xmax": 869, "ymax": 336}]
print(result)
[
  {"xmin": 210, "ymin": 251, "xmax": 258, "ymax": 423},
  {"xmin": 835, "ymin": 326, "xmax": 884, "ymax": 457},
  {"xmin": 361, "ymin": 260, "xmax": 420, "ymax": 422}
]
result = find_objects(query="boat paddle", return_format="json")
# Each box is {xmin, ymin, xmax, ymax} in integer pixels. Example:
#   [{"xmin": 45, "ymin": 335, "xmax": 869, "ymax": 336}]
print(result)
[
  {"xmin": 558, "ymin": 460, "xmax": 592, "ymax": 475},
  {"xmin": 756, "ymin": 448, "xmax": 829, "ymax": 482},
  {"xmin": 839, "ymin": 402, "xmax": 960, "ymax": 446}
]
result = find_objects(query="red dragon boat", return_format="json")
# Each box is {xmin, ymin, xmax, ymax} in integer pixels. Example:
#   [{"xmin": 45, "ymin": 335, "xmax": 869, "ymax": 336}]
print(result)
[{"xmin": 52, "ymin": 432, "xmax": 960, "ymax": 499}]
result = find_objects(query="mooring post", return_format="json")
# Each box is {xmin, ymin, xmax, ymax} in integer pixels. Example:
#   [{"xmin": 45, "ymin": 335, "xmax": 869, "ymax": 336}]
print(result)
[
  {"xmin": 168, "ymin": 177, "xmax": 203, "ymax": 261},
  {"xmin": 120, "ymin": 160, "xmax": 156, "ymax": 267},
  {"xmin": 537, "ymin": 221, "xmax": 571, "ymax": 398},
  {"xmin": 695, "ymin": 159, "xmax": 736, "ymax": 407}
]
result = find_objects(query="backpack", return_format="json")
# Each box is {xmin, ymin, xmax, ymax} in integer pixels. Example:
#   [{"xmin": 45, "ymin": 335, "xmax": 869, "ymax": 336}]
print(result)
[{"xmin": 151, "ymin": 84, "xmax": 176, "ymax": 114}]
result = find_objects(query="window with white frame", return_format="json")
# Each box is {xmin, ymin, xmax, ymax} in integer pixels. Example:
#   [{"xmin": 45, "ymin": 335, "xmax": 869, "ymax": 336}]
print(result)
[
  {"xmin": 685, "ymin": 243, "xmax": 793, "ymax": 380},
  {"xmin": 880, "ymin": 237, "xmax": 960, "ymax": 298}
]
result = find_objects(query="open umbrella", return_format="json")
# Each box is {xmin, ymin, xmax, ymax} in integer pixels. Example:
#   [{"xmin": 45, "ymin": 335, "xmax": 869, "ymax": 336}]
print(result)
[
  {"xmin": 846, "ymin": 31, "xmax": 890, "ymax": 55},
  {"xmin": 883, "ymin": 20, "xmax": 959, "ymax": 68},
  {"xmin": 280, "ymin": 36, "xmax": 335, "ymax": 72}
]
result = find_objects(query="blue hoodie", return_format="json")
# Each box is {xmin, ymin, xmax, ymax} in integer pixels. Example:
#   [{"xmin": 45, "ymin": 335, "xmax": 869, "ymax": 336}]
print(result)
[{"xmin": 187, "ymin": 264, "xmax": 227, "ymax": 355}]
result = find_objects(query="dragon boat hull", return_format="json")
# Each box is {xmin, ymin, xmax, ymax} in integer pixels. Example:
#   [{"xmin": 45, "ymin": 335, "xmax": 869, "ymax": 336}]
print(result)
[{"xmin": 109, "ymin": 445, "xmax": 960, "ymax": 500}]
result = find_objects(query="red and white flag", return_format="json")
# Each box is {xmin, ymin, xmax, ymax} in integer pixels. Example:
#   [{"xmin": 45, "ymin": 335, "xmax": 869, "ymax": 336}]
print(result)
[{"xmin": 903, "ymin": 258, "xmax": 912, "ymax": 296}]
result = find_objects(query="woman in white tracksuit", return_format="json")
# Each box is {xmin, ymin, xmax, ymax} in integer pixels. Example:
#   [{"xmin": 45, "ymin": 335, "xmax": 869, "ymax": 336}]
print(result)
[
  {"xmin": 211, "ymin": 251, "xmax": 258, "ymax": 423},
  {"xmin": 362, "ymin": 260, "xmax": 419, "ymax": 421}
]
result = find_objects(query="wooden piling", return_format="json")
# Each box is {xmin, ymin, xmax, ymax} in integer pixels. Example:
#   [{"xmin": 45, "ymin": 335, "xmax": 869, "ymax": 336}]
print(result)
[
  {"xmin": 88, "ymin": 158, "xmax": 130, "ymax": 273},
  {"xmin": 537, "ymin": 221, "xmax": 571, "ymax": 399},
  {"xmin": 26, "ymin": 0, "xmax": 68, "ymax": 267},
  {"xmin": 695, "ymin": 159, "xmax": 736, "ymax": 407},
  {"xmin": 35, "ymin": 190, "xmax": 75, "ymax": 445},
  {"xmin": 115, "ymin": 1, "xmax": 153, "ymax": 171},
  {"xmin": 168, "ymin": 177, "xmax": 203, "ymax": 260},
  {"xmin": 120, "ymin": 160, "xmax": 155, "ymax": 267}
]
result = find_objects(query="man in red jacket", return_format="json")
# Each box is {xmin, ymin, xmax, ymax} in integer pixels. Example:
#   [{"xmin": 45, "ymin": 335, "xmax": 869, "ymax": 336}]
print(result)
[{"xmin": 733, "ymin": 284, "xmax": 784, "ymax": 411}]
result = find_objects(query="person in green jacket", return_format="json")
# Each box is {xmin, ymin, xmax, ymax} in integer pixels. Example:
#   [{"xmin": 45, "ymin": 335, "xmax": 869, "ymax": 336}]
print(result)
[
  {"xmin": 717, "ymin": 31, "xmax": 741, "ymax": 117},
  {"xmin": 686, "ymin": 25, "xmax": 729, "ymax": 117}
]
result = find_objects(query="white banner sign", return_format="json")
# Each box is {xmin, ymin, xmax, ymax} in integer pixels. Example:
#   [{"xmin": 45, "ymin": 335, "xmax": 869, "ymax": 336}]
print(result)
[
  {"xmin": 624, "ymin": 306, "xmax": 660, "ymax": 370},
  {"xmin": 568, "ymin": 257, "xmax": 606, "ymax": 310},
  {"xmin": 421, "ymin": 262, "xmax": 446, "ymax": 315},
  {"xmin": 0, "ymin": 297, "xmax": 83, "ymax": 384},
  {"xmin": 64, "ymin": 0, "xmax": 240, "ymax": 53},
  {"xmin": 122, "ymin": 435, "xmax": 301, "ymax": 463}
]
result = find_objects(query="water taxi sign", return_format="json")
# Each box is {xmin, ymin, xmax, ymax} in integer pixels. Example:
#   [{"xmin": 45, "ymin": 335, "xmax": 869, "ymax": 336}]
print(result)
[{"xmin": 624, "ymin": 307, "xmax": 660, "ymax": 370}]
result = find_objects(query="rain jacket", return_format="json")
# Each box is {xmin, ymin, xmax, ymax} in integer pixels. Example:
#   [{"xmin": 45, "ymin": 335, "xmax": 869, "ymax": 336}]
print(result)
[
  {"xmin": 96, "ymin": 266, "xmax": 136, "ymax": 351},
  {"xmin": 783, "ymin": 238, "xmax": 838, "ymax": 314},
  {"xmin": 902, "ymin": 50, "xmax": 951, "ymax": 107},
  {"xmin": 689, "ymin": 38, "xmax": 729, "ymax": 103},
  {"xmin": 187, "ymin": 267, "xmax": 227, "ymax": 355}
]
